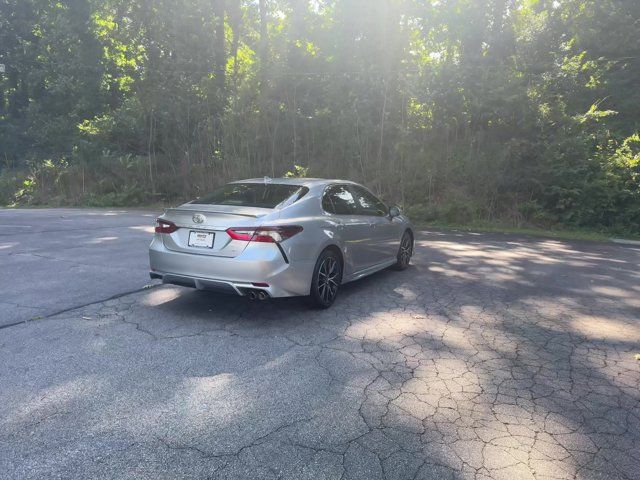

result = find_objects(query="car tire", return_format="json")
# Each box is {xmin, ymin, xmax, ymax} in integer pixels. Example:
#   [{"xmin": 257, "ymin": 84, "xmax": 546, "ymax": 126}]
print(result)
[
  {"xmin": 393, "ymin": 231, "xmax": 413, "ymax": 270},
  {"xmin": 309, "ymin": 249, "xmax": 342, "ymax": 309}
]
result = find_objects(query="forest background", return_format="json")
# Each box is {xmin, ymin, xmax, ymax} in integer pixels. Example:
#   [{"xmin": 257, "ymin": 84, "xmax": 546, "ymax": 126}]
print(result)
[{"xmin": 1, "ymin": 0, "xmax": 639, "ymax": 233}]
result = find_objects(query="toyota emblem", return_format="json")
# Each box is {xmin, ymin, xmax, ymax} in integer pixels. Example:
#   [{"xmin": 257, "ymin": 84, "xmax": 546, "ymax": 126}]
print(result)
[{"xmin": 192, "ymin": 213, "xmax": 205, "ymax": 224}]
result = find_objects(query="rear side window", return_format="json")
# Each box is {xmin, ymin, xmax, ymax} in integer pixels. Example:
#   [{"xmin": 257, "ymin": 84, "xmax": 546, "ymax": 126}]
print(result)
[
  {"xmin": 322, "ymin": 185, "xmax": 358, "ymax": 215},
  {"xmin": 192, "ymin": 183, "xmax": 305, "ymax": 208},
  {"xmin": 351, "ymin": 186, "xmax": 388, "ymax": 216}
]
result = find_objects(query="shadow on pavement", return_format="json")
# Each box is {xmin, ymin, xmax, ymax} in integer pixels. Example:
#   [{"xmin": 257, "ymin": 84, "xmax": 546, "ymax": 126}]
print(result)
[{"xmin": 1, "ymin": 231, "xmax": 639, "ymax": 479}]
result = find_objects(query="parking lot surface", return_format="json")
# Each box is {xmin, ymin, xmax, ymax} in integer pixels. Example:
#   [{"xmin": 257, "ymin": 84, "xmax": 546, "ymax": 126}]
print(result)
[
  {"xmin": 0, "ymin": 208, "xmax": 158, "ymax": 327},
  {"xmin": 1, "ymin": 208, "xmax": 639, "ymax": 479}
]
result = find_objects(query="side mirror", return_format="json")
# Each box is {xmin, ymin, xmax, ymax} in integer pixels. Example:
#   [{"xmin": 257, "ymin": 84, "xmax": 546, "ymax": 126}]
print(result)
[{"xmin": 389, "ymin": 206, "xmax": 401, "ymax": 218}]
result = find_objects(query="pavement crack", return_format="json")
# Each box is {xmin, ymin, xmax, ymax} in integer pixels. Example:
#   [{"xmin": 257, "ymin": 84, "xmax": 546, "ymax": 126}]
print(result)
[{"xmin": 0, "ymin": 284, "xmax": 160, "ymax": 330}]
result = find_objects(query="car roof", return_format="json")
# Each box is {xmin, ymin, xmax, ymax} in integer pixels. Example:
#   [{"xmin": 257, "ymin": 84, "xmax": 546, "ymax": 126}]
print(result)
[{"xmin": 231, "ymin": 178, "xmax": 358, "ymax": 187}]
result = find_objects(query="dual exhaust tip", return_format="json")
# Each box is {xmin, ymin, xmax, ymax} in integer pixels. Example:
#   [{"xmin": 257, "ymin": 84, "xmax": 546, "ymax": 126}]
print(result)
[{"xmin": 246, "ymin": 289, "xmax": 269, "ymax": 300}]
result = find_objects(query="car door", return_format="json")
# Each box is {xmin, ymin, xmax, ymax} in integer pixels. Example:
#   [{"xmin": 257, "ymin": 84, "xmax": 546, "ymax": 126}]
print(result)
[
  {"xmin": 322, "ymin": 184, "xmax": 377, "ymax": 272},
  {"xmin": 350, "ymin": 185, "xmax": 399, "ymax": 262}
]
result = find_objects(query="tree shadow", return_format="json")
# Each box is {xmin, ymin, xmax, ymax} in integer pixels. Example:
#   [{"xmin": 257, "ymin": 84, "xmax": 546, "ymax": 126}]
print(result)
[{"xmin": 2, "ymin": 231, "xmax": 639, "ymax": 479}]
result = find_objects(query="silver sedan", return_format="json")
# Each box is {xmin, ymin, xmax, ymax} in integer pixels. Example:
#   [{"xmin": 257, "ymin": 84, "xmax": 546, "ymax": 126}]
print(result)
[{"xmin": 149, "ymin": 178, "xmax": 413, "ymax": 308}]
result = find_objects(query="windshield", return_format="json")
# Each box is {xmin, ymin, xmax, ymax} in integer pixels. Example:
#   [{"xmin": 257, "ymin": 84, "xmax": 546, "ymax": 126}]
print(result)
[{"xmin": 191, "ymin": 183, "xmax": 306, "ymax": 208}]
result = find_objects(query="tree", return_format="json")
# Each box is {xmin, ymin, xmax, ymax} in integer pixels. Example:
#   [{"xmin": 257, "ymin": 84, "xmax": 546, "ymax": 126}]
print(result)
[{"xmin": 0, "ymin": 0, "xmax": 638, "ymax": 232}]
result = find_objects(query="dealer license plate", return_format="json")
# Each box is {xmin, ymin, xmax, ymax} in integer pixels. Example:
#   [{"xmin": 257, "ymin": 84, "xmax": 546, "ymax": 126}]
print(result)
[{"xmin": 188, "ymin": 230, "xmax": 214, "ymax": 248}]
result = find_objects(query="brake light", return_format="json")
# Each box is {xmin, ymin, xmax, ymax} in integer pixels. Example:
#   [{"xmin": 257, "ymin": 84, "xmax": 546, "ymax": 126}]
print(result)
[
  {"xmin": 226, "ymin": 226, "xmax": 303, "ymax": 243},
  {"xmin": 155, "ymin": 219, "xmax": 178, "ymax": 234}
]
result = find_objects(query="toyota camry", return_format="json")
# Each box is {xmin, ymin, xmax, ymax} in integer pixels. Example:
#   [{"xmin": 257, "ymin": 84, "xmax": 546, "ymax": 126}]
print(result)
[{"xmin": 149, "ymin": 178, "xmax": 413, "ymax": 308}]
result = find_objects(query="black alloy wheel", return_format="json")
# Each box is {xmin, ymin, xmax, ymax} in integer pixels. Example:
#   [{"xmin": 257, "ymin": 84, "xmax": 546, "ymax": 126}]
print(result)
[
  {"xmin": 309, "ymin": 249, "xmax": 342, "ymax": 308},
  {"xmin": 394, "ymin": 231, "xmax": 413, "ymax": 270}
]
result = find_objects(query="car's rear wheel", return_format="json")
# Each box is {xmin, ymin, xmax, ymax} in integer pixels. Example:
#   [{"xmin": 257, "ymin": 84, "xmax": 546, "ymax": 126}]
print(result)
[
  {"xmin": 309, "ymin": 249, "xmax": 342, "ymax": 309},
  {"xmin": 393, "ymin": 231, "xmax": 413, "ymax": 270}
]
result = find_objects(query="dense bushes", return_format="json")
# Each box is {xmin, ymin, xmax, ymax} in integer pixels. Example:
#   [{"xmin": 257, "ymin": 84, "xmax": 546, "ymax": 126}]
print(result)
[{"xmin": 1, "ymin": 0, "xmax": 639, "ymax": 233}]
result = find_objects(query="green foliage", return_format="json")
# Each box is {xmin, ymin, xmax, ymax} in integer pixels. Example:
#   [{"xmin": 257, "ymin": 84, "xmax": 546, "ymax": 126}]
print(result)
[
  {"xmin": 0, "ymin": 171, "xmax": 23, "ymax": 206},
  {"xmin": 517, "ymin": 201, "xmax": 544, "ymax": 224},
  {"xmin": 283, "ymin": 165, "xmax": 309, "ymax": 178},
  {"xmin": 0, "ymin": 0, "xmax": 639, "ymax": 233}
]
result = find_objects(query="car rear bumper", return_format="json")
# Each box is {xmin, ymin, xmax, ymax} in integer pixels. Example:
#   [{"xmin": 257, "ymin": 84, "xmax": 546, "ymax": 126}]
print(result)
[{"xmin": 149, "ymin": 235, "xmax": 315, "ymax": 298}]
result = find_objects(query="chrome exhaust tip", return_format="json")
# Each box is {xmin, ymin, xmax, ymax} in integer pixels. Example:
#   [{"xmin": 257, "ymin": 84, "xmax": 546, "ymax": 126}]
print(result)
[
  {"xmin": 247, "ymin": 291, "xmax": 257, "ymax": 300},
  {"xmin": 257, "ymin": 291, "xmax": 268, "ymax": 300}
]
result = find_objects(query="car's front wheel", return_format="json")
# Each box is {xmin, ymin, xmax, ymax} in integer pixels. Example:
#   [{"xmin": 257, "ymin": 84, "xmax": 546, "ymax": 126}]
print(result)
[{"xmin": 309, "ymin": 249, "xmax": 342, "ymax": 308}]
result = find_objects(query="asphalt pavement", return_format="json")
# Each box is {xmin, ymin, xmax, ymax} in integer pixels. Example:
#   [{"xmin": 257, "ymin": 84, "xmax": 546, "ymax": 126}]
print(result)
[
  {"xmin": 0, "ymin": 208, "xmax": 160, "ymax": 327},
  {"xmin": 1, "ymin": 208, "xmax": 639, "ymax": 479}
]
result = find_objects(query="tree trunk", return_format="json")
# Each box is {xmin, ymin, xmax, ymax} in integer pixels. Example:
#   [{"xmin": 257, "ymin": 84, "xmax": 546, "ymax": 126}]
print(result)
[
  {"xmin": 259, "ymin": 0, "xmax": 268, "ymax": 89},
  {"xmin": 258, "ymin": 0, "xmax": 269, "ymax": 171},
  {"xmin": 228, "ymin": 1, "xmax": 242, "ymax": 95},
  {"xmin": 377, "ymin": 80, "xmax": 389, "ymax": 193},
  {"xmin": 213, "ymin": 0, "xmax": 226, "ymax": 99}
]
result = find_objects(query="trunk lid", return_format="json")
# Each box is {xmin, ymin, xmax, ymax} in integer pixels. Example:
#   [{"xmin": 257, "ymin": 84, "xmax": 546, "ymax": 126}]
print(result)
[{"xmin": 160, "ymin": 204, "xmax": 274, "ymax": 257}]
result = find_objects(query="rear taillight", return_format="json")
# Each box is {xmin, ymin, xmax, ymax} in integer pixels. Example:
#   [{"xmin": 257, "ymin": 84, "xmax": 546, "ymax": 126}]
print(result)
[
  {"xmin": 226, "ymin": 226, "xmax": 303, "ymax": 243},
  {"xmin": 155, "ymin": 219, "xmax": 178, "ymax": 234}
]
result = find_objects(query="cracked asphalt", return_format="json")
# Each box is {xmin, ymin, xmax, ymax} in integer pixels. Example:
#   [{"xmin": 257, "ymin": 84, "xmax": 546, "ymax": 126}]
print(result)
[{"xmin": 1, "ymin": 209, "xmax": 640, "ymax": 479}]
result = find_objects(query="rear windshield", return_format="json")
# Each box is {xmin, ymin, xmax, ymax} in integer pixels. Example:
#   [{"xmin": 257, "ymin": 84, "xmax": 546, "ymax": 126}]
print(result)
[{"xmin": 191, "ymin": 183, "xmax": 306, "ymax": 208}]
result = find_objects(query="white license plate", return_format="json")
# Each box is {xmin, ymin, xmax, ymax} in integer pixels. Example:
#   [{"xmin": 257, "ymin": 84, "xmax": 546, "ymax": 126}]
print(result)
[{"xmin": 188, "ymin": 230, "xmax": 215, "ymax": 248}]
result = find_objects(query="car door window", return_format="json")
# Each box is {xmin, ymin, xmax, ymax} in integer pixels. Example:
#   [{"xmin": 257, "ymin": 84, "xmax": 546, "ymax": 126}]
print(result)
[
  {"xmin": 322, "ymin": 185, "xmax": 358, "ymax": 215},
  {"xmin": 351, "ymin": 186, "xmax": 388, "ymax": 216}
]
